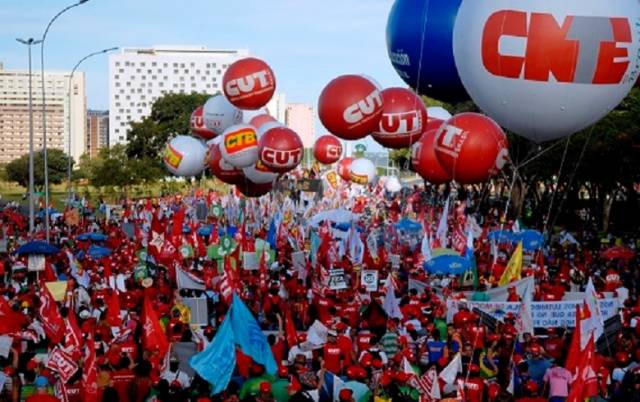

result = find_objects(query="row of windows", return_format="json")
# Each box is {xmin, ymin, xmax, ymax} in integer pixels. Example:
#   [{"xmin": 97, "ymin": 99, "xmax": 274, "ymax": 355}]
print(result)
[{"xmin": 115, "ymin": 61, "xmax": 226, "ymax": 69}]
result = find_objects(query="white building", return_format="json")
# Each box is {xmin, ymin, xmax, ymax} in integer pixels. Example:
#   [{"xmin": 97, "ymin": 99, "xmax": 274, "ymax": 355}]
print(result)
[
  {"xmin": 285, "ymin": 103, "xmax": 315, "ymax": 148},
  {"xmin": 0, "ymin": 63, "xmax": 85, "ymax": 164},
  {"xmin": 108, "ymin": 46, "xmax": 249, "ymax": 145},
  {"xmin": 266, "ymin": 93, "xmax": 287, "ymax": 123}
]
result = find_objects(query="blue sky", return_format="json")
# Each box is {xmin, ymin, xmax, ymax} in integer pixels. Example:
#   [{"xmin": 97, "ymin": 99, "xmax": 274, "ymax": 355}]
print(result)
[{"xmin": 1, "ymin": 0, "xmax": 403, "ymax": 150}]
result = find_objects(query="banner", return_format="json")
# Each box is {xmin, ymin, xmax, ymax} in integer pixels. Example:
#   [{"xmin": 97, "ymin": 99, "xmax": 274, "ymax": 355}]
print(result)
[
  {"xmin": 45, "ymin": 281, "xmax": 68, "ymax": 302},
  {"xmin": 182, "ymin": 298, "xmax": 208, "ymax": 325},
  {"xmin": 409, "ymin": 278, "xmax": 429, "ymax": 295},
  {"xmin": 292, "ymin": 251, "xmax": 306, "ymax": 280},
  {"xmin": 463, "ymin": 276, "xmax": 535, "ymax": 302},
  {"xmin": 390, "ymin": 254, "xmax": 401, "ymax": 269},
  {"xmin": 361, "ymin": 270, "xmax": 379, "ymax": 292},
  {"xmin": 447, "ymin": 298, "xmax": 619, "ymax": 328},
  {"xmin": 328, "ymin": 269, "xmax": 347, "ymax": 290}
]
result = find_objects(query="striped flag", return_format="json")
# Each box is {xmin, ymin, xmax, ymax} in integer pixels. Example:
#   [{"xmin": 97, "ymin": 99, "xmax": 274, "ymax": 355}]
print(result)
[{"xmin": 412, "ymin": 367, "xmax": 441, "ymax": 402}]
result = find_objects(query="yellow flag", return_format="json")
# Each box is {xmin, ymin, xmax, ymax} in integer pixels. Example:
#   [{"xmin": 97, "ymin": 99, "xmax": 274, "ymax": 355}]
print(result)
[
  {"xmin": 498, "ymin": 242, "xmax": 523, "ymax": 286},
  {"xmin": 45, "ymin": 281, "xmax": 68, "ymax": 302}
]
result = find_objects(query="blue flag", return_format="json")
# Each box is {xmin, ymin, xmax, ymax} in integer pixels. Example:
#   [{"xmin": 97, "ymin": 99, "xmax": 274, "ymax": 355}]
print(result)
[
  {"xmin": 230, "ymin": 293, "xmax": 278, "ymax": 374},
  {"xmin": 189, "ymin": 316, "xmax": 236, "ymax": 394},
  {"xmin": 310, "ymin": 230, "xmax": 321, "ymax": 266},
  {"xmin": 266, "ymin": 218, "xmax": 277, "ymax": 249}
]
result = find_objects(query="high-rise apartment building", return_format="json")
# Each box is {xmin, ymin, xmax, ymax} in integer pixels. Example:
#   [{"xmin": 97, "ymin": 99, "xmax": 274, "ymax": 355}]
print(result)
[
  {"xmin": 285, "ymin": 103, "xmax": 315, "ymax": 148},
  {"xmin": 0, "ymin": 64, "xmax": 86, "ymax": 164},
  {"xmin": 108, "ymin": 46, "xmax": 249, "ymax": 145},
  {"xmin": 86, "ymin": 110, "xmax": 109, "ymax": 158}
]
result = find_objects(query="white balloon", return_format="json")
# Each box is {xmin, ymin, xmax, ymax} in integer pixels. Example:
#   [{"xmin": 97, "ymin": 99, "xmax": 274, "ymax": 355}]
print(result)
[
  {"xmin": 427, "ymin": 106, "xmax": 452, "ymax": 122},
  {"xmin": 203, "ymin": 94, "xmax": 243, "ymax": 135},
  {"xmin": 349, "ymin": 158, "xmax": 377, "ymax": 185},
  {"xmin": 453, "ymin": 0, "xmax": 640, "ymax": 142},
  {"xmin": 243, "ymin": 160, "xmax": 279, "ymax": 184},
  {"xmin": 220, "ymin": 124, "xmax": 259, "ymax": 168},
  {"xmin": 384, "ymin": 176, "xmax": 403, "ymax": 193},
  {"xmin": 163, "ymin": 135, "xmax": 207, "ymax": 177}
]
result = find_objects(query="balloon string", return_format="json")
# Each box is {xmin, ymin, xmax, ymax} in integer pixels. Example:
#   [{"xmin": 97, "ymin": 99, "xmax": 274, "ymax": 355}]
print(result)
[
  {"xmin": 515, "ymin": 139, "xmax": 567, "ymax": 170},
  {"xmin": 548, "ymin": 125, "xmax": 595, "ymax": 231},
  {"xmin": 542, "ymin": 136, "xmax": 572, "ymax": 236}
]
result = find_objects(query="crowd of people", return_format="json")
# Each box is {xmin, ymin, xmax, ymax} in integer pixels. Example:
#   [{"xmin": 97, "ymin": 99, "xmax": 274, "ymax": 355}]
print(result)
[{"xmin": 0, "ymin": 178, "xmax": 638, "ymax": 402}]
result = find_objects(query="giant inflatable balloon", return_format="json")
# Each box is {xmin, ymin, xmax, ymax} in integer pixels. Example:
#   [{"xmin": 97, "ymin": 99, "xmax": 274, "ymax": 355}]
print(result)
[
  {"xmin": 313, "ymin": 135, "xmax": 343, "ymax": 164},
  {"xmin": 223, "ymin": 57, "xmax": 276, "ymax": 110},
  {"xmin": 434, "ymin": 113, "xmax": 509, "ymax": 184},
  {"xmin": 258, "ymin": 127, "xmax": 304, "ymax": 173},
  {"xmin": 242, "ymin": 108, "xmax": 268, "ymax": 124},
  {"xmin": 386, "ymin": 0, "xmax": 467, "ymax": 102},
  {"xmin": 318, "ymin": 75, "xmax": 384, "ymax": 140},
  {"xmin": 452, "ymin": 0, "xmax": 640, "ymax": 142},
  {"xmin": 424, "ymin": 106, "xmax": 453, "ymax": 132},
  {"xmin": 163, "ymin": 135, "xmax": 207, "ymax": 177},
  {"xmin": 206, "ymin": 142, "xmax": 245, "ymax": 185},
  {"xmin": 411, "ymin": 129, "xmax": 451, "ymax": 184},
  {"xmin": 384, "ymin": 176, "xmax": 402, "ymax": 193},
  {"xmin": 191, "ymin": 106, "xmax": 216, "ymax": 140},
  {"xmin": 203, "ymin": 95, "xmax": 243, "ymax": 136},
  {"xmin": 372, "ymin": 87, "xmax": 428, "ymax": 149},
  {"xmin": 249, "ymin": 114, "xmax": 278, "ymax": 130},
  {"xmin": 349, "ymin": 158, "xmax": 377, "ymax": 185},
  {"xmin": 220, "ymin": 124, "xmax": 259, "ymax": 168},
  {"xmin": 337, "ymin": 157, "xmax": 354, "ymax": 181},
  {"xmin": 243, "ymin": 160, "xmax": 279, "ymax": 184}
]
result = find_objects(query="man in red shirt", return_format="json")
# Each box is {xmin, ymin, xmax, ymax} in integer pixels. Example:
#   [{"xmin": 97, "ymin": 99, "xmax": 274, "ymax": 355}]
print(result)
[
  {"xmin": 335, "ymin": 322, "xmax": 355, "ymax": 367},
  {"xmin": 111, "ymin": 356, "xmax": 135, "ymax": 402},
  {"xmin": 543, "ymin": 328, "xmax": 564, "ymax": 361},
  {"xmin": 322, "ymin": 331, "xmax": 346, "ymax": 375},
  {"xmin": 461, "ymin": 364, "xmax": 485, "ymax": 402}
]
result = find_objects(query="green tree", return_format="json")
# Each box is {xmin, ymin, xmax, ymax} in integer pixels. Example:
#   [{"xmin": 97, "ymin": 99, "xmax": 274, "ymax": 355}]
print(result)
[
  {"xmin": 5, "ymin": 149, "xmax": 73, "ymax": 188},
  {"xmin": 127, "ymin": 92, "xmax": 211, "ymax": 160}
]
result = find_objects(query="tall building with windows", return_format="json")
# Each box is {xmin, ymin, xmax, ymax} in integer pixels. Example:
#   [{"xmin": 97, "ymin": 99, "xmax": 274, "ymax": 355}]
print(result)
[
  {"xmin": 0, "ymin": 63, "xmax": 86, "ymax": 164},
  {"xmin": 285, "ymin": 103, "xmax": 315, "ymax": 148},
  {"xmin": 86, "ymin": 110, "xmax": 109, "ymax": 158},
  {"xmin": 108, "ymin": 46, "xmax": 249, "ymax": 145}
]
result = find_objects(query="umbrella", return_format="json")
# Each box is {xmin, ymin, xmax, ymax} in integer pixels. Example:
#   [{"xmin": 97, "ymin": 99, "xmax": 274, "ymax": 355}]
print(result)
[
  {"xmin": 431, "ymin": 248, "xmax": 459, "ymax": 258},
  {"xmin": 394, "ymin": 218, "xmax": 423, "ymax": 232},
  {"xmin": 197, "ymin": 225, "xmax": 213, "ymax": 236},
  {"xmin": 87, "ymin": 244, "xmax": 113, "ymax": 259},
  {"xmin": 601, "ymin": 246, "xmax": 635, "ymax": 260},
  {"xmin": 487, "ymin": 230, "xmax": 514, "ymax": 243},
  {"xmin": 308, "ymin": 209, "xmax": 359, "ymax": 227},
  {"xmin": 36, "ymin": 208, "xmax": 59, "ymax": 219},
  {"xmin": 515, "ymin": 230, "xmax": 544, "ymax": 251},
  {"xmin": 15, "ymin": 241, "xmax": 60, "ymax": 256},
  {"xmin": 76, "ymin": 232, "xmax": 108, "ymax": 242},
  {"xmin": 424, "ymin": 255, "xmax": 472, "ymax": 275},
  {"xmin": 182, "ymin": 225, "xmax": 192, "ymax": 234}
]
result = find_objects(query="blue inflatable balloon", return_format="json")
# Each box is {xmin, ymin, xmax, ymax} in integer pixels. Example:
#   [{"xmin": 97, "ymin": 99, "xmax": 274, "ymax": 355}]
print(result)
[{"xmin": 386, "ymin": 0, "xmax": 468, "ymax": 102}]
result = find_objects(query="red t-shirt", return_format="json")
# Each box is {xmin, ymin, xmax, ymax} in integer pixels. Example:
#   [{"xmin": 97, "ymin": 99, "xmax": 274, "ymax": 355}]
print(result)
[
  {"xmin": 356, "ymin": 332, "xmax": 373, "ymax": 354},
  {"xmin": 65, "ymin": 383, "xmax": 83, "ymax": 402},
  {"xmin": 544, "ymin": 338, "xmax": 564, "ymax": 360},
  {"xmin": 462, "ymin": 378, "xmax": 485, "ymax": 402},
  {"xmin": 25, "ymin": 395, "xmax": 59, "ymax": 402},
  {"xmin": 271, "ymin": 339, "xmax": 286, "ymax": 363},
  {"xmin": 111, "ymin": 368, "xmax": 135, "ymax": 402},
  {"xmin": 337, "ymin": 336, "xmax": 354, "ymax": 366},
  {"xmin": 323, "ymin": 343, "xmax": 344, "ymax": 374}
]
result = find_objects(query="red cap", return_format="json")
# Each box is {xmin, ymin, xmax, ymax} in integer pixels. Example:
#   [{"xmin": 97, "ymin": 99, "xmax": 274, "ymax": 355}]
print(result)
[
  {"xmin": 335, "ymin": 322, "xmax": 347, "ymax": 331},
  {"xmin": 338, "ymin": 388, "xmax": 353, "ymax": 401},
  {"xmin": 616, "ymin": 352, "xmax": 630, "ymax": 365},
  {"xmin": 531, "ymin": 344, "xmax": 541, "ymax": 354},
  {"xmin": 524, "ymin": 380, "xmax": 538, "ymax": 393},
  {"xmin": 277, "ymin": 366, "xmax": 289, "ymax": 378},
  {"xmin": 372, "ymin": 359, "xmax": 384, "ymax": 369},
  {"xmin": 468, "ymin": 364, "xmax": 480, "ymax": 373},
  {"xmin": 259, "ymin": 381, "xmax": 272, "ymax": 394}
]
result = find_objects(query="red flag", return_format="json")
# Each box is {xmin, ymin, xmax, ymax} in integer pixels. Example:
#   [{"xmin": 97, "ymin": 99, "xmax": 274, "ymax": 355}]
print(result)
[
  {"xmin": 39, "ymin": 285, "xmax": 65, "ymax": 344},
  {"xmin": 284, "ymin": 308, "xmax": 298, "ymax": 348},
  {"xmin": 64, "ymin": 308, "xmax": 83, "ymax": 360},
  {"xmin": 82, "ymin": 330, "xmax": 98, "ymax": 402},
  {"xmin": 142, "ymin": 295, "xmax": 169, "ymax": 358},
  {"xmin": 105, "ymin": 290, "xmax": 122, "ymax": 328},
  {"xmin": 171, "ymin": 208, "xmax": 185, "ymax": 239},
  {"xmin": 43, "ymin": 260, "xmax": 57, "ymax": 282},
  {"xmin": 567, "ymin": 336, "xmax": 598, "ymax": 402},
  {"xmin": 0, "ymin": 297, "xmax": 23, "ymax": 334}
]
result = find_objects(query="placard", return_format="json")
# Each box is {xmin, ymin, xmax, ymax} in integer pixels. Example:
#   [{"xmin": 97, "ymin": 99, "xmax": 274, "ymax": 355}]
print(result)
[
  {"xmin": 0, "ymin": 239, "xmax": 7, "ymax": 253},
  {"xmin": 390, "ymin": 254, "xmax": 401, "ymax": 268},
  {"xmin": 292, "ymin": 251, "xmax": 307, "ymax": 280},
  {"xmin": 328, "ymin": 269, "xmax": 347, "ymax": 290},
  {"xmin": 243, "ymin": 252, "xmax": 258, "ymax": 270},
  {"xmin": 27, "ymin": 254, "xmax": 45, "ymax": 272},
  {"xmin": 182, "ymin": 297, "xmax": 208, "ymax": 326},
  {"xmin": 361, "ymin": 270, "xmax": 379, "ymax": 292}
]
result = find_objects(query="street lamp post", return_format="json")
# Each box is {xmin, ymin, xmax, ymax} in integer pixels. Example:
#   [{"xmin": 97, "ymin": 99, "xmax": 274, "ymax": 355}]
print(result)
[
  {"xmin": 39, "ymin": 0, "xmax": 91, "ymax": 242},
  {"xmin": 66, "ymin": 47, "xmax": 118, "ymax": 205},
  {"xmin": 16, "ymin": 38, "xmax": 43, "ymax": 237}
]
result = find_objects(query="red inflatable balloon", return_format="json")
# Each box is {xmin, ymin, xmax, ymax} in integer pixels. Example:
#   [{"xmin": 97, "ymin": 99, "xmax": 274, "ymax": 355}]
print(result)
[
  {"xmin": 223, "ymin": 57, "xmax": 276, "ymax": 110},
  {"xmin": 337, "ymin": 157, "xmax": 354, "ymax": 181},
  {"xmin": 372, "ymin": 87, "xmax": 427, "ymax": 149},
  {"xmin": 206, "ymin": 144, "xmax": 245, "ymax": 185},
  {"xmin": 313, "ymin": 135, "xmax": 343, "ymax": 164},
  {"xmin": 258, "ymin": 127, "xmax": 304, "ymax": 173},
  {"xmin": 411, "ymin": 129, "xmax": 451, "ymax": 185},
  {"xmin": 191, "ymin": 106, "xmax": 216, "ymax": 140},
  {"xmin": 434, "ymin": 113, "xmax": 509, "ymax": 184},
  {"xmin": 424, "ymin": 116, "xmax": 447, "ymax": 133},
  {"xmin": 236, "ymin": 180, "xmax": 273, "ymax": 198},
  {"xmin": 249, "ymin": 114, "xmax": 277, "ymax": 130},
  {"xmin": 318, "ymin": 75, "xmax": 383, "ymax": 140}
]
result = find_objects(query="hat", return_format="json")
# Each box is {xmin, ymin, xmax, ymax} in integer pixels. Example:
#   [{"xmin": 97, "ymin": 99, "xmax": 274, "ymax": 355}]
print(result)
[
  {"xmin": 531, "ymin": 344, "xmax": 541, "ymax": 354},
  {"xmin": 338, "ymin": 388, "xmax": 353, "ymax": 401},
  {"xmin": 141, "ymin": 278, "xmax": 154, "ymax": 288},
  {"xmin": 335, "ymin": 322, "xmax": 347, "ymax": 331},
  {"xmin": 259, "ymin": 381, "xmax": 272, "ymax": 394},
  {"xmin": 278, "ymin": 366, "xmax": 289, "ymax": 378}
]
